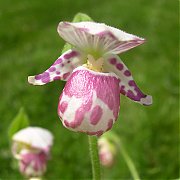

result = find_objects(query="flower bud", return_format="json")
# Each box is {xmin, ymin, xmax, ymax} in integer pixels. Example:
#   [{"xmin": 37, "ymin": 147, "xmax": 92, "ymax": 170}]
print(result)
[
  {"xmin": 11, "ymin": 127, "xmax": 53, "ymax": 178},
  {"xmin": 98, "ymin": 137, "xmax": 116, "ymax": 167}
]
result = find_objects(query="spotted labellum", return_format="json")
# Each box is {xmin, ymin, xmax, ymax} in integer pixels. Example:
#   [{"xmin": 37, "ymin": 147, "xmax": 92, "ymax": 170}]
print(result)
[{"xmin": 28, "ymin": 21, "xmax": 152, "ymax": 136}]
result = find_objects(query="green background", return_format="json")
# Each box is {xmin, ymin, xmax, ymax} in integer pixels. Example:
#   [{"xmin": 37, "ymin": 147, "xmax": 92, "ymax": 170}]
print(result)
[{"xmin": 0, "ymin": 0, "xmax": 179, "ymax": 179}]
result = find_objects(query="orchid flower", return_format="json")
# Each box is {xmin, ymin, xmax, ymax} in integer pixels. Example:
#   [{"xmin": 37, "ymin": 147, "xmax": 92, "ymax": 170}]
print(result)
[
  {"xmin": 28, "ymin": 21, "xmax": 152, "ymax": 136},
  {"xmin": 98, "ymin": 136, "xmax": 116, "ymax": 167},
  {"xmin": 12, "ymin": 127, "xmax": 53, "ymax": 177}
]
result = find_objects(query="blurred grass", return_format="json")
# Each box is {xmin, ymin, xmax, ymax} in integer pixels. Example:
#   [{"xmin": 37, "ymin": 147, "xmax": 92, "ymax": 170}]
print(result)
[{"xmin": 0, "ymin": 0, "xmax": 179, "ymax": 179}]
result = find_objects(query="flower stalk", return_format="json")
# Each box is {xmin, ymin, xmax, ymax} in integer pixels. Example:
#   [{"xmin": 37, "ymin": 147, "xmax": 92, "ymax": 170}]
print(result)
[
  {"xmin": 103, "ymin": 132, "xmax": 140, "ymax": 179},
  {"xmin": 88, "ymin": 136, "xmax": 101, "ymax": 180},
  {"xmin": 118, "ymin": 140, "xmax": 140, "ymax": 180}
]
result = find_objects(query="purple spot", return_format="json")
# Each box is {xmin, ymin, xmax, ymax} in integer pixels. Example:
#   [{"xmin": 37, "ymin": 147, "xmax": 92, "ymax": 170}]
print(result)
[
  {"xmin": 59, "ymin": 101, "xmax": 68, "ymax": 114},
  {"xmin": 61, "ymin": 63, "xmax": 64, "ymax": 67},
  {"xmin": 63, "ymin": 72, "xmax": 70, "ymax": 80},
  {"xmin": 64, "ymin": 51, "xmax": 78, "ymax": 59},
  {"xmin": 127, "ymin": 90, "xmax": 139, "ymax": 101},
  {"xmin": 56, "ymin": 71, "xmax": 60, "ymax": 75},
  {"xmin": 73, "ymin": 108, "xmax": 85, "ymax": 128},
  {"xmin": 53, "ymin": 76, "xmax": 61, "ymax": 80},
  {"xmin": 41, "ymin": 72, "xmax": 49, "ymax": 78},
  {"xmin": 120, "ymin": 85, "xmax": 126, "ymax": 95},
  {"xmin": 110, "ymin": 58, "xmax": 116, "ymax": 65},
  {"xmin": 116, "ymin": 63, "xmax": 123, "ymax": 71},
  {"xmin": 128, "ymin": 80, "xmax": 136, "ymax": 87},
  {"xmin": 49, "ymin": 67, "xmax": 56, "ymax": 72},
  {"xmin": 124, "ymin": 70, "xmax": 131, "ymax": 76},
  {"xmin": 35, "ymin": 74, "xmax": 42, "ymax": 80},
  {"xmin": 90, "ymin": 106, "xmax": 103, "ymax": 125},
  {"xmin": 41, "ymin": 72, "xmax": 50, "ymax": 83},
  {"xmin": 42, "ymin": 77, "xmax": 50, "ymax": 83},
  {"xmin": 54, "ymin": 58, "xmax": 62, "ymax": 65}
]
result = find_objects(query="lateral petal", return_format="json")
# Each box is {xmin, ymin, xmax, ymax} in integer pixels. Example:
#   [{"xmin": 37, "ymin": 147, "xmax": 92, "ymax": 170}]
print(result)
[
  {"xmin": 104, "ymin": 54, "xmax": 152, "ymax": 105},
  {"xmin": 28, "ymin": 49, "xmax": 85, "ymax": 85}
]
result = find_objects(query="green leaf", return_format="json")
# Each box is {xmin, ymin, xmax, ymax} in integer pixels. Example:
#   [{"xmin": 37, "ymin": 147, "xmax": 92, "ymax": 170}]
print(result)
[
  {"xmin": 72, "ymin": 12, "xmax": 93, "ymax": 22},
  {"xmin": 61, "ymin": 12, "xmax": 93, "ymax": 54},
  {"xmin": 8, "ymin": 107, "xmax": 29, "ymax": 140}
]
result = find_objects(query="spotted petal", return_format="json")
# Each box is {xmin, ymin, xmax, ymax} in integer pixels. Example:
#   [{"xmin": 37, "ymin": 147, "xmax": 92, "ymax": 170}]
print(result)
[
  {"xmin": 104, "ymin": 54, "xmax": 152, "ymax": 105},
  {"xmin": 58, "ymin": 21, "xmax": 145, "ymax": 55},
  {"xmin": 28, "ymin": 49, "xmax": 85, "ymax": 85}
]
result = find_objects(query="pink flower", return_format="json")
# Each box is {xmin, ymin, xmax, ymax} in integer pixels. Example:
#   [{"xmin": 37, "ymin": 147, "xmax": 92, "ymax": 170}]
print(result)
[
  {"xmin": 28, "ymin": 21, "xmax": 152, "ymax": 136},
  {"xmin": 98, "ymin": 137, "xmax": 116, "ymax": 167},
  {"xmin": 12, "ymin": 127, "xmax": 53, "ymax": 177}
]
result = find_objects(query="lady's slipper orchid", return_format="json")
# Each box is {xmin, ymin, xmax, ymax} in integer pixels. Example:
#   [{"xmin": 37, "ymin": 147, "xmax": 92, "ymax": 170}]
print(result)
[
  {"xmin": 12, "ymin": 127, "xmax": 53, "ymax": 177},
  {"xmin": 28, "ymin": 21, "xmax": 152, "ymax": 136},
  {"xmin": 98, "ymin": 137, "xmax": 116, "ymax": 167}
]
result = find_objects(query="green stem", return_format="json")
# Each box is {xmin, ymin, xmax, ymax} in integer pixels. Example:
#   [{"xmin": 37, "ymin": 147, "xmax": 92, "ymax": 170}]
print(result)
[
  {"xmin": 88, "ymin": 136, "xmax": 101, "ymax": 180},
  {"xmin": 118, "ymin": 140, "xmax": 140, "ymax": 180}
]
